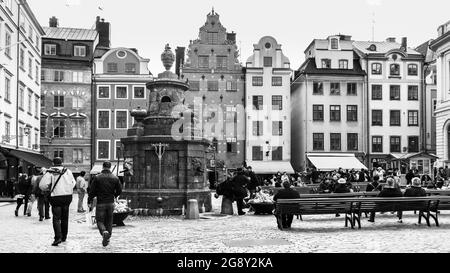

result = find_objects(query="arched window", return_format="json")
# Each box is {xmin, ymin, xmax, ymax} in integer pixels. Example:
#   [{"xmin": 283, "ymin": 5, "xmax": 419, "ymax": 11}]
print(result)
[
  {"xmin": 390, "ymin": 64, "xmax": 400, "ymax": 76},
  {"xmin": 161, "ymin": 96, "xmax": 171, "ymax": 103}
]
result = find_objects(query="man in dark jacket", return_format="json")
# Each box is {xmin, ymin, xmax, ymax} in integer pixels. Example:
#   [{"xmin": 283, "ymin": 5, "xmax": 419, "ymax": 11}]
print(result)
[
  {"xmin": 88, "ymin": 161, "xmax": 122, "ymax": 247},
  {"xmin": 274, "ymin": 181, "xmax": 300, "ymax": 229},
  {"xmin": 230, "ymin": 168, "xmax": 248, "ymax": 215},
  {"xmin": 333, "ymin": 178, "xmax": 351, "ymax": 193},
  {"xmin": 366, "ymin": 175, "xmax": 382, "ymax": 192},
  {"xmin": 368, "ymin": 178, "xmax": 403, "ymax": 223},
  {"xmin": 14, "ymin": 171, "xmax": 31, "ymax": 217},
  {"xmin": 246, "ymin": 166, "xmax": 259, "ymax": 199},
  {"xmin": 397, "ymin": 177, "xmax": 427, "ymax": 222}
]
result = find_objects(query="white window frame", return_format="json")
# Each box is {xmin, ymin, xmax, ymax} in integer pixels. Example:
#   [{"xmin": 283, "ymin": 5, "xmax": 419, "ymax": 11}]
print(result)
[
  {"xmin": 115, "ymin": 85, "xmax": 128, "ymax": 99},
  {"xmin": 97, "ymin": 109, "xmax": 111, "ymax": 130},
  {"xmin": 72, "ymin": 71, "xmax": 84, "ymax": 83},
  {"xmin": 114, "ymin": 109, "xmax": 129, "ymax": 130},
  {"xmin": 74, "ymin": 45, "xmax": 86, "ymax": 57},
  {"xmin": 132, "ymin": 85, "xmax": 146, "ymax": 99},
  {"xmin": 97, "ymin": 139, "xmax": 111, "ymax": 160},
  {"xmin": 97, "ymin": 85, "xmax": 111, "ymax": 99},
  {"xmin": 44, "ymin": 44, "xmax": 56, "ymax": 56},
  {"xmin": 114, "ymin": 139, "xmax": 123, "ymax": 160}
]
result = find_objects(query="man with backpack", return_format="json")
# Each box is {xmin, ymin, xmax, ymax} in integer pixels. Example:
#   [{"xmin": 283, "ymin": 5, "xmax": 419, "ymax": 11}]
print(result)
[{"xmin": 39, "ymin": 157, "xmax": 76, "ymax": 246}]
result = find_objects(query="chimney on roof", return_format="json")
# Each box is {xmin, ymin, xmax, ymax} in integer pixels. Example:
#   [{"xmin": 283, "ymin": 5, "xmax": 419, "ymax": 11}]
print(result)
[
  {"xmin": 339, "ymin": 34, "xmax": 352, "ymax": 41},
  {"xmin": 175, "ymin": 47, "xmax": 185, "ymax": 78},
  {"xmin": 49, "ymin": 16, "xmax": 58, "ymax": 28},
  {"xmin": 401, "ymin": 37, "xmax": 407, "ymax": 50},
  {"xmin": 95, "ymin": 16, "xmax": 111, "ymax": 48},
  {"xmin": 386, "ymin": 37, "xmax": 396, "ymax": 43}
]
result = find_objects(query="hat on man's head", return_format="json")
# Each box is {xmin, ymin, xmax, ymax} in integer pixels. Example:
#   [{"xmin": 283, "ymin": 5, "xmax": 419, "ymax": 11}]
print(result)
[
  {"xmin": 412, "ymin": 177, "xmax": 422, "ymax": 188},
  {"xmin": 338, "ymin": 178, "xmax": 346, "ymax": 184},
  {"xmin": 102, "ymin": 161, "xmax": 112, "ymax": 169},
  {"xmin": 53, "ymin": 157, "xmax": 63, "ymax": 166}
]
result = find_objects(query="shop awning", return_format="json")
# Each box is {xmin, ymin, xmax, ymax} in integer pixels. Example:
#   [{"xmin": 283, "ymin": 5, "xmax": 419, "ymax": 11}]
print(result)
[
  {"xmin": 8, "ymin": 150, "xmax": 52, "ymax": 168},
  {"xmin": 390, "ymin": 152, "xmax": 439, "ymax": 160},
  {"xmin": 307, "ymin": 153, "xmax": 367, "ymax": 171},
  {"xmin": 90, "ymin": 162, "xmax": 125, "ymax": 176},
  {"xmin": 246, "ymin": 161, "xmax": 295, "ymax": 174}
]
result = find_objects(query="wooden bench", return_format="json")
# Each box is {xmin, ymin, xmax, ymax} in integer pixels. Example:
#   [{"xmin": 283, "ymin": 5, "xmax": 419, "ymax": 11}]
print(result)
[{"xmin": 275, "ymin": 196, "xmax": 450, "ymax": 230}]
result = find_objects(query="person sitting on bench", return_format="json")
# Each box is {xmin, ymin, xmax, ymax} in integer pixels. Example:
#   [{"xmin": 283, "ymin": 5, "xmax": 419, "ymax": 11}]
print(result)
[
  {"xmin": 274, "ymin": 181, "xmax": 300, "ymax": 229},
  {"xmin": 368, "ymin": 177, "xmax": 402, "ymax": 223}
]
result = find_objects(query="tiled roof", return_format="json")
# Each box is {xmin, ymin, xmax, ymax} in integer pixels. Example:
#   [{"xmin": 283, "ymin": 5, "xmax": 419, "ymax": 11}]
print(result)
[
  {"xmin": 296, "ymin": 58, "xmax": 366, "ymax": 77},
  {"xmin": 43, "ymin": 27, "xmax": 98, "ymax": 41},
  {"xmin": 353, "ymin": 41, "xmax": 422, "ymax": 55},
  {"xmin": 415, "ymin": 40, "xmax": 437, "ymax": 63}
]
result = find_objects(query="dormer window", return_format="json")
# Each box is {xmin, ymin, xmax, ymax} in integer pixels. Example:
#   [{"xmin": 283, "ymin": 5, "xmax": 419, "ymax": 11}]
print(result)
[
  {"xmin": 44, "ymin": 44, "xmax": 57, "ymax": 56},
  {"xmin": 330, "ymin": 38, "xmax": 339, "ymax": 49},
  {"xmin": 74, "ymin": 45, "xmax": 86, "ymax": 57},
  {"xmin": 339, "ymin": 60, "xmax": 348, "ymax": 69},
  {"xmin": 368, "ymin": 44, "xmax": 377, "ymax": 51},
  {"xmin": 321, "ymin": 59, "xmax": 331, "ymax": 69},
  {"xmin": 390, "ymin": 64, "xmax": 400, "ymax": 76}
]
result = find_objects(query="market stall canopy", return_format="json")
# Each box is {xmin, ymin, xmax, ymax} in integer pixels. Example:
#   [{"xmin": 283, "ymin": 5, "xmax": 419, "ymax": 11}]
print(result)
[
  {"xmin": 307, "ymin": 153, "xmax": 367, "ymax": 171},
  {"xmin": 247, "ymin": 161, "xmax": 295, "ymax": 174},
  {"xmin": 390, "ymin": 152, "xmax": 438, "ymax": 160},
  {"xmin": 8, "ymin": 150, "xmax": 52, "ymax": 168},
  {"xmin": 90, "ymin": 162, "xmax": 125, "ymax": 176}
]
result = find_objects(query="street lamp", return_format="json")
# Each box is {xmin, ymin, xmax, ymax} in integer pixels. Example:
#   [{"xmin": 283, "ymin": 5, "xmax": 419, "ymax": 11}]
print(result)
[{"xmin": 152, "ymin": 142, "xmax": 168, "ymax": 216}]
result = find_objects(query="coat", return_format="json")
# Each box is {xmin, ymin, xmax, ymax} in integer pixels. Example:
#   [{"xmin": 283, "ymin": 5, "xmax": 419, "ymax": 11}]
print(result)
[
  {"xmin": 404, "ymin": 187, "xmax": 426, "ymax": 197},
  {"xmin": 366, "ymin": 181, "xmax": 382, "ymax": 192},
  {"xmin": 273, "ymin": 188, "xmax": 300, "ymax": 201},
  {"xmin": 231, "ymin": 174, "xmax": 248, "ymax": 199},
  {"xmin": 39, "ymin": 167, "xmax": 76, "ymax": 197},
  {"xmin": 333, "ymin": 184, "xmax": 350, "ymax": 193}
]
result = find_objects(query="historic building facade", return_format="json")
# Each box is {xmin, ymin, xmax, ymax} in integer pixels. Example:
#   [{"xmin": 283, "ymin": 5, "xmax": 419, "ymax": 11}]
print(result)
[
  {"xmin": 0, "ymin": 0, "xmax": 48, "ymax": 181},
  {"xmin": 40, "ymin": 17, "xmax": 101, "ymax": 176},
  {"xmin": 430, "ymin": 20, "xmax": 450, "ymax": 168},
  {"xmin": 245, "ymin": 36, "xmax": 293, "ymax": 174},
  {"xmin": 354, "ymin": 38, "xmax": 431, "ymax": 174},
  {"xmin": 182, "ymin": 9, "xmax": 245, "ymax": 182},
  {"xmin": 92, "ymin": 47, "xmax": 152, "ymax": 177},
  {"xmin": 291, "ymin": 35, "xmax": 367, "ymax": 172}
]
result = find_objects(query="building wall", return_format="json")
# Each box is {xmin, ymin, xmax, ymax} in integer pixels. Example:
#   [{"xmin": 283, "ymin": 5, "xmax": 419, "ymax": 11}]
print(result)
[
  {"xmin": 245, "ymin": 36, "xmax": 291, "ymax": 164},
  {"xmin": 425, "ymin": 64, "xmax": 437, "ymax": 154},
  {"xmin": 435, "ymin": 41, "xmax": 450, "ymax": 164}
]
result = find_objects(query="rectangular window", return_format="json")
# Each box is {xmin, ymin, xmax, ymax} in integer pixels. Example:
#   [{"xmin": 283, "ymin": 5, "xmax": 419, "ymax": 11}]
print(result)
[
  {"xmin": 390, "ymin": 110, "xmax": 401, "ymax": 126},
  {"xmin": 53, "ymin": 150, "xmax": 64, "ymax": 162},
  {"xmin": 408, "ymin": 64, "xmax": 418, "ymax": 76},
  {"xmin": 272, "ymin": 95, "xmax": 282, "ymax": 110},
  {"xmin": 390, "ymin": 85, "xmax": 401, "ymax": 100},
  {"xmin": 313, "ymin": 82, "xmax": 323, "ymax": 95},
  {"xmin": 5, "ymin": 121, "xmax": 11, "ymax": 142},
  {"xmin": 40, "ymin": 119, "xmax": 46, "ymax": 138},
  {"xmin": 207, "ymin": 80, "xmax": 219, "ymax": 91},
  {"xmin": 330, "ymin": 133, "xmax": 341, "ymax": 150},
  {"xmin": 321, "ymin": 59, "xmax": 331, "ymax": 68},
  {"xmin": 330, "ymin": 105, "xmax": 341, "ymax": 121},
  {"xmin": 19, "ymin": 87, "xmax": 24, "ymax": 110},
  {"xmin": 98, "ymin": 111, "xmax": 110, "ymax": 129},
  {"xmin": 408, "ymin": 86, "xmax": 419, "ymax": 100},
  {"xmin": 252, "ymin": 76, "xmax": 263, "ymax": 86},
  {"xmin": 28, "ymin": 57, "xmax": 33, "ymax": 78},
  {"xmin": 5, "ymin": 31, "xmax": 11, "ymax": 57},
  {"xmin": 390, "ymin": 64, "xmax": 400, "ymax": 76},
  {"xmin": 74, "ymin": 45, "xmax": 86, "ymax": 57},
  {"xmin": 390, "ymin": 136, "xmax": 401, "ymax": 153},
  {"xmin": 53, "ymin": 120, "xmax": 65, "ymax": 138},
  {"xmin": 313, "ymin": 133, "xmax": 324, "ymax": 150},
  {"xmin": 347, "ymin": 83, "xmax": 357, "ymax": 95},
  {"xmin": 125, "ymin": 63, "xmax": 136, "ymax": 73},
  {"xmin": 72, "ymin": 71, "xmax": 84, "ymax": 83},
  {"xmin": 347, "ymin": 105, "xmax": 358, "ymax": 122},
  {"xmin": 72, "ymin": 97, "xmax": 83, "ymax": 109},
  {"xmin": 116, "ymin": 86, "xmax": 128, "ymax": 99},
  {"xmin": 5, "ymin": 77, "xmax": 11, "ymax": 102},
  {"xmin": 372, "ymin": 85, "xmax": 382, "ymax": 100},
  {"xmin": 264, "ymin": 57, "xmax": 272, "ymax": 67},
  {"xmin": 27, "ymin": 91, "xmax": 32, "ymax": 113},
  {"xmin": 347, "ymin": 133, "xmax": 358, "ymax": 151},
  {"xmin": 98, "ymin": 86, "xmax": 110, "ymax": 99},
  {"xmin": 313, "ymin": 105, "xmax": 324, "ymax": 121},
  {"xmin": 408, "ymin": 110, "xmax": 419, "ymax": 126},
  {"xmin": 226, "ymin": 81, "xmax": 237, "ymax": 91},
  {"xmin": 115, "ymin": 141, "xmax": 123, "ymax": 159},
  {"xmin": 252, "ymin": 96, "xmax": 263, "ymax": 110},
  {"xmin": 107, "ymin": 63, "xmax": 118, "ymax": 72},
  {"xmin": 34, "ymin": 96, "xmax": 39, "ymax": 116},
  {"xmin": 198, "ymin": 56, "xmax": 209, "ymax": 68},
  {"xmin": 372, "ymin": 63, "xmax": 382, "ymax": 75},
  {"xmin": 272, "ymin": 121, "xmax": 283, "ymax": 136},
  {"xmin": 54, "ymin": 71, "xmax": 64, "ymax": 82},
  {"xmin": 272, "ymin": 147, "xmax": 283, "ymax": 161},
  {"xmin": 330, "ymin": 38, "xmax": 339, "ymax": 49},
  {"xmin": 190, "ymin": 81, "xmax": 200, "ymax": 91},
  {"xmin": 26, "ymin": 131, "xmax": 31, "ymax": 148},
  {"xmin": 372, "ymin": 136, "xmax": 383, "ymax": 153},
  {"xmin": 73, "ymin": 149, "xmax": 83, "ymax": 164},
  {"xmin": 41, "ymin": 96, "xmax": 45, "ymax": 107},
  {"xmin": 433, "ymin": 99, "xmax": 437, "ymax": 117},
  {"xmin": 252, "ymin": 121, "xmax": 263, "ymax": 136},
  {"xmin": 71, "ymin": 120, "xmax": 84, "ymax": 138},
  {"xmin": 54, "ymin": 95, "xmax": 64, "ymax": 108},
  {"xmin": 19, "ymin": 127, "xmax": 24, "ymax": 146},
  {"xmin": 330, "ymin": 83, "xmax": 340, "ymax": 95},
  {"xmin": 226, "ymin": 138, "xmax": 237, "ymax": 153},
  {"xmin": 372, "ymin": 110, "xmax": 383, "ymax": 126},
  {"xmin": 339, "ymin": 60, "xmax": 348, "ymax": 69},
  {"xmin": 252, "ymin": 146, "xmax": 263, "ymax": 161},
  {"xmin": 272, "ymin": 77, "xmax": 282, "ymax": 86},
  {"xmin": 216, "ymin": 56, "xmax": 227, "ymax": 69},
  {"xmin": 408, "ymin": 136, "xmax": 419, "ymax": 152},
  {"xmin": 133, "ymin": 86, "xmax": 145, "ymax": 98},
  {"xmin": 20, "ymin": 48, "xmax": 25, "ymax": 68},
  {"xmin": 44, "ymin": 44, "xmax": 57, "ymax": 56},
  {"xmin": 207, "ymin": 32, "xmax": 218, "ymax": 44},
  {"xmin": 35, "ymin": 64, "xmax": 39, "ymax": 82},
  {"xmin": 98, "ymin": 141, "xmax": 110, "ymax": 159},
  {"xmin": 116, "ymin": 111, "xmax": 128, "ymax": 129}
]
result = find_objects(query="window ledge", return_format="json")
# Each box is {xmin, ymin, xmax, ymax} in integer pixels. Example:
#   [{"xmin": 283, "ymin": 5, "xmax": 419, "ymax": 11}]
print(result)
[
  {"xmin": 4, "ymin": 53, "xmax": 12, "ymax": 60},
  {"xmin": 4, "ymin": 99, "xmax": 11, "ymax": 104},
  {"xmin": 388, "ymin": 76, "xmax": 402, "ymax": 79}
]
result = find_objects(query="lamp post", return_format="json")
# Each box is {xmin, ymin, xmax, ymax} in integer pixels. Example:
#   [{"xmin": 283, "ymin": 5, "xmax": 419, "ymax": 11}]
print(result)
[{"xmin": 152, "ymin": 143, "xmax": 168, "ymax": 216}]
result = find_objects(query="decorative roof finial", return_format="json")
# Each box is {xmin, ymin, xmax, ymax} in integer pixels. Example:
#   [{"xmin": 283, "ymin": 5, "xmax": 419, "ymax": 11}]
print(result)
[
  {"xmin": 161, "ymin": 43, "xmax": 175, "ymax": 71},
  {"xmin": 212, "ymin": 7, "xmax": 214, "ymax": 14}
]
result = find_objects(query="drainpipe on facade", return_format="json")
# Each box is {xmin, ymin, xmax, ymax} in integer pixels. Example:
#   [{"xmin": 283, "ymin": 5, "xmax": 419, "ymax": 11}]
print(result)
[
  {"xmin": 422, "ymin": 62, "xmax": 430, "ymax": 153},
  {"xmin": 91, "ymin": 60, "xmax": 95, "ymax": 173},
  {"xmin": 304, "ymin": 74, "xmax": 308, "ymax": 171},
  {"xmin": 16, "ymin": 4, "xmax": 21, "ymax": 151},
  {"xmin": 365, "ymin": 56, "xmax": 370, "ymax": 168}
]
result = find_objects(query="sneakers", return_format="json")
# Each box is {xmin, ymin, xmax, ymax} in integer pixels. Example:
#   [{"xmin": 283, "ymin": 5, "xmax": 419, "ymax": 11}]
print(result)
[
  {"xmin": 14, "ymin": 210, "xmax": 18, "ymax": 217},
  {"xmin": 27, "ymin": 213, "xmax": 31, "ymax": 217},
  {"xmin": 51, "ymin": 239, "xmax": 62, "ymax": 246},
  {"xmin": 102, "ymin": 231, "xmax": 111, "ymax": 247}
]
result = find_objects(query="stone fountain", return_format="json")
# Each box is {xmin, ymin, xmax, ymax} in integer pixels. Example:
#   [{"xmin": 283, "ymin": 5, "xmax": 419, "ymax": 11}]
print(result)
[{"xmin": 120, "ymin": 44, "xmax": 212, "ymax": 215}]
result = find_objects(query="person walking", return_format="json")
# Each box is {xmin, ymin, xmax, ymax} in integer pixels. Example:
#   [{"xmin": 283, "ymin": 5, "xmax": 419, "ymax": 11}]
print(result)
[
  {"xmin": 36, "ymin": 168, "xmax": 50, "ymax": 221},
  {"xmin": 39, "ymin": 157, "xmax": 76, "ymax": 246},
  {"xmin": 274, "ymin": 181, "xmax": 300, "ymax": 229},
  {"xmin": 76, "ymin": 171, "xmax": 88, "ymax": 213},
  {"xmin": 26, "ymin": 168, "xmax": 41, "ymax": 217},
  {"xmin": 230, "ymin": 167, "xmax": 248, "ymax": 216},
  {"xmin": 87, "ymin": 161, "xmax": 122, "ymax": 247},
  {"xmin": 14, "ymin": 171, "xmax": 31, "ymax": 217}
]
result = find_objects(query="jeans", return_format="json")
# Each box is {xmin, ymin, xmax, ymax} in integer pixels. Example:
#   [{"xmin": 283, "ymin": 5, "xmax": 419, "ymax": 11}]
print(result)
[
  {"xmin": 77, "ymin": 191, "xmax": 85, "ymax": 211},
  {"xmin": 37, "ymin": 194, "xmax": 50, "ymax": 218},
  {"xmin": 26, "ymin": 194, "xmax": 36, "ymax": 215},
  {"xmin": 15, "ymin": 194, "xmax": 30, "ymax": 215},
  {"xmin": 50, "ymin": 195, "xmax": 72, "ymax": 241},
  {"xmin": 280, "ymin": 214, "xmax": 294, "ymax": 228},
  {"xmin": 95, "ymin": 203, "xmax": 114, "ymax": 236}
]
